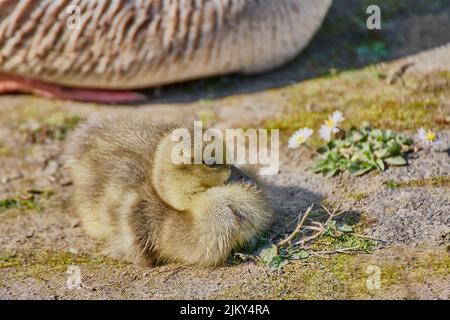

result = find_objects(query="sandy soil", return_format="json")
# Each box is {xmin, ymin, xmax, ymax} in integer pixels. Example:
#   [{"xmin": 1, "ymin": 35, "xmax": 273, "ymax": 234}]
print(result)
[{"xmin": 0, "ymin": 1, "xmax": 449, "ymax": 299}]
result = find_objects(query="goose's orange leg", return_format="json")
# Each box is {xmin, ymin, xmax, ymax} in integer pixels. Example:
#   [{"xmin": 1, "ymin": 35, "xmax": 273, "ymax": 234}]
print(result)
[{"xmin": 0, "ymin": 73, "xmax": 147, "ymax": 104}]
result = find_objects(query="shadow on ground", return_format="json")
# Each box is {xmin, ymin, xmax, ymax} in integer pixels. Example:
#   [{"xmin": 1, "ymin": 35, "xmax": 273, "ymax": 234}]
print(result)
[
  {"xmin": 266, "ymin": 184, "xmax": 364, "ymax": 241},
  {"xmin": 267, "ymin": 184, "xmax": 323, "ymax": 236}
]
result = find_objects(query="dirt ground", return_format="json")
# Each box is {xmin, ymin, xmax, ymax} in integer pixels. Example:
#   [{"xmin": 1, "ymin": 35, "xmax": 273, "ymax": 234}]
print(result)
[{"xmin": 0, "ymin": 1, "xmax": 449, "ymax": 299}]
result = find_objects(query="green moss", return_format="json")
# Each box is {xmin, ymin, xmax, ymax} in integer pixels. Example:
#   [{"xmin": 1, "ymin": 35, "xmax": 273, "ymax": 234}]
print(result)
[
  {"xmin": 0, "ymin": 140, "xmax": 12, "ymax": 157},
  {"xmin": 216, "ymin": 254, "xmax": 358, "ymax": 299},
  {"xmin": 264, "ymin": 68, "xmax": 449, "ymax": 147},
  {"xmin": 3, "ymin": 99, "xmax": 74, "ymax": 123},
  {"xmin": 385, "ymin": 176, "xmax": 450, "ymax": 189},
  {"xmin": 285, "ymin": 258, "xmax": 349, "ymax": 299},
  {"xmin": 214, "ymin": 248, "xmax": 450, "ymax": 299},
  {"xmin": 385, "ymin": 180, "xmax": 401, "ymax": 189},
  {"xmin": 5, "ymin": 250, "xmax": 124, "ymax": 280},
  {"xmin": 0, "ymin": 147, "xmax": 11, "ymax": 156},
  {"xmin": 17, "ymin": 113, "xmax": 83, "ymax": 143},
  {"xmin": 404, "ymin": 176, "xmax": 450, "ymax": 188},
  {"xmin": 197, "ymin": 111, "xmax": 218, "ymax": 126},
  {"xmin": 0, "ymin": 255, "xmax": 21, "ymax": 269},
  {"xmin": 0, "ymin": 190, "xmax": 54, "ymax": 214},
  {"xmin": 372, "ymin": 252, "xmax": 450, "ymax": 288},
  {"xmin": 345, "ymin": 249, "xmax": 449, "ymax": 295},
  {"xmin": 348, "ymin": 192, "xmax": 369, "ymax": 201}
]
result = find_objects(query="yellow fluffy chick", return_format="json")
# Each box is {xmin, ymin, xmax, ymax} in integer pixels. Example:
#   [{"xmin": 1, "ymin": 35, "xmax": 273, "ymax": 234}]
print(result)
[{"xmin": 65, "ymin": 116, "xmax": 273, "ymax": 267}]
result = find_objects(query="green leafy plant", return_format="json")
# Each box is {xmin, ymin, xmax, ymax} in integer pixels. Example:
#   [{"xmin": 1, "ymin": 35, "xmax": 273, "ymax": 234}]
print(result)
[
  {"xmin": 356, "ymin": 40, "xmax": 389, "ymax": 62},
  {"xmin": 311, "ymin": 124, "xmax": 413, "ymax": 177},
  {"xmin": 259, "ymin": 245, "xmax": 289, "ymax": 269}
]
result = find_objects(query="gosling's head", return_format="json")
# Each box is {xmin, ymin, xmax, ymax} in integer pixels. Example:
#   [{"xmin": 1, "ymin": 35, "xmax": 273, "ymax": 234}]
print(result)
[{"xmin": 152, "ymin": 128, "xmax": 260, "ymax": 212}]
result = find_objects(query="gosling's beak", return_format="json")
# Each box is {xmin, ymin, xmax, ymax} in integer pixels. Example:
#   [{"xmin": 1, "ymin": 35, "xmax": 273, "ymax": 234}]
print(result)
[{"xmin": 226, "ymin": 166, "xmax": 257, "ymax": 187}]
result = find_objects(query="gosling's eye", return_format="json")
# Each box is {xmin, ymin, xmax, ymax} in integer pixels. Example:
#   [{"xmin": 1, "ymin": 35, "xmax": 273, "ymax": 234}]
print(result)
[{"xmin": 204, "ymin": 158, "xmax": 217, "ymax": 167}]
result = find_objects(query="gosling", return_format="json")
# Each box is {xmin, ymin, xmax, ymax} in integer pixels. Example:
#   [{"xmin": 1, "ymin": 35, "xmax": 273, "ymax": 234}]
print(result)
[{"xmin": 65, "ymin": 116, "xmax": 273, "ymax": 267}]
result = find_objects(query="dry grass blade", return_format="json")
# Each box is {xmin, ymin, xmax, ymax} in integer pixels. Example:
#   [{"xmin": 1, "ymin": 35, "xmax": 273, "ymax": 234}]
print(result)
[
  {"xmin": 354, "ymin": 234, "xmax": 387, "ymax": 243},
  {"xmin": 292, "ymin": 201, "xmax": 348, "ymax": 246},
  {"xmin": 310, "ymin": 246, "xmax": 361, "ymax": 255}
]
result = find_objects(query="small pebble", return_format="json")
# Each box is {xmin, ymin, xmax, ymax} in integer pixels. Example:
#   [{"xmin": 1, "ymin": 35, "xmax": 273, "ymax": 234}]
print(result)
[
  {"xmin": 68, "ymin": 247, "xmax": 79, "ymax": 254},
  {"xmin": 70, "ymin": 220, "xmax": 81, "ymax": 228}
]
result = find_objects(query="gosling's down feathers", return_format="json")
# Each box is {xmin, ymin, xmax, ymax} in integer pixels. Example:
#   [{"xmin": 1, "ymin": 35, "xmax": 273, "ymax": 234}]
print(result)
[{"xmin": 65, "ymin": 116, "xmax": 273, "ymax": 267}]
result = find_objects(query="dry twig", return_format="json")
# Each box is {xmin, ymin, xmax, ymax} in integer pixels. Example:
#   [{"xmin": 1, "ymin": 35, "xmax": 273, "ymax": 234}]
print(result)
[
  {"xmin": 277, "ymin": 201, "xmax": 351, "ymax": 248},
  {"xmin": 277, "ymin": 204, "xmax": 314, "ymax": 246},
  {"xmin": 386, "ymin": 62, "xmax": 414, "ymax": 85},
  {"xmin": 292, "ymin": 201, "xmax": 348, "ymax": 246}
]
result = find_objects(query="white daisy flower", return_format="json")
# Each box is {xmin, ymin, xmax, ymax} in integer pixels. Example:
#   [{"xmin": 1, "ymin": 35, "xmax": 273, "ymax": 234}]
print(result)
[
  {"xmin": 417, "ymin": 128, "xmax": 439, "ymax": 146},
  {"xmin": 319, "ymin": 110, "xmax": 344, "ymax": 142},
  {"xmin": 288, "ymin": 127, "xmax": 314, "ymax": 149},
  {"xmin": 319, "ymin": 125, "xmax": 334, "ymax": 142},
  {"xmin": 324, "ymin": 110, "xmax": 345, "ymax": 129}
]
